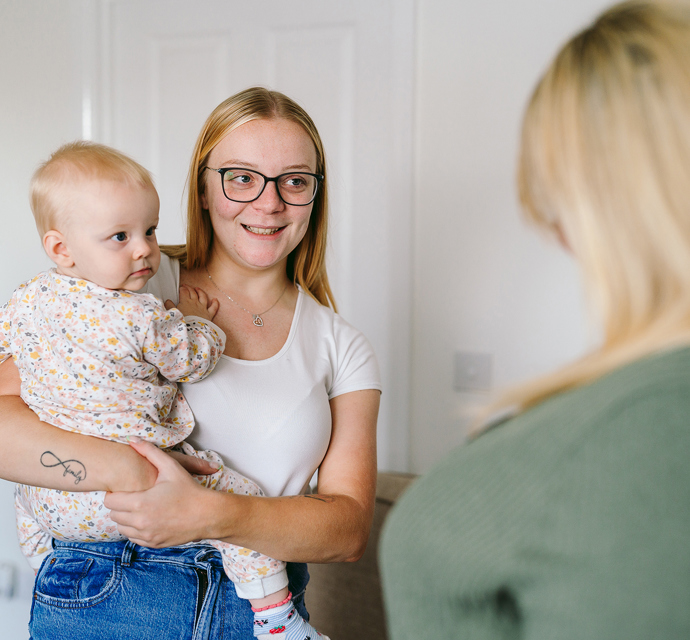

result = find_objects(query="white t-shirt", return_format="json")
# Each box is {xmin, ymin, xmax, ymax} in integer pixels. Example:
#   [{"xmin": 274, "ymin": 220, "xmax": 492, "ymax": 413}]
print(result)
[{"xmin": 143, "ymin": 255, "xmax": 381, "ymax": 497}]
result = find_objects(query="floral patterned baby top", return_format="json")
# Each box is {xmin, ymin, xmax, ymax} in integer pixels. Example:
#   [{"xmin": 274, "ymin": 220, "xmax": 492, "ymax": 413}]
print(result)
[{"xmin": 0, "ymin": 270, "xmax": 225, "ymax": 447}]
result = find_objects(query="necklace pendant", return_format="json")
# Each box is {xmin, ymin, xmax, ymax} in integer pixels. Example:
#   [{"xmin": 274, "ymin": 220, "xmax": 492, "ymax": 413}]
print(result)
[{"xmin": 207, "ymin": 268, "xmax": 286, "ymax": 329}]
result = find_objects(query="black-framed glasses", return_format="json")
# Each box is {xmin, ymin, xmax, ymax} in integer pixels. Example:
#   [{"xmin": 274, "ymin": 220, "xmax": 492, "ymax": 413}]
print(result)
[{"xmin": 204, "ymin": 167, "xmax": 323, "ymax": 206}]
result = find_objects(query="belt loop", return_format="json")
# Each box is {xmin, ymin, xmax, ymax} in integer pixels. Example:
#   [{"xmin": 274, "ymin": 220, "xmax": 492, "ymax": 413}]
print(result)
[{"xmin": 121, "ymin": 541, "xmax": 136, "ymax": 567}]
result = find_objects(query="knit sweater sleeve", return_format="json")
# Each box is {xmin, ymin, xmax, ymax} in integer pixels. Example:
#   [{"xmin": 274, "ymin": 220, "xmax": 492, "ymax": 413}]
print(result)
[{"xmin": 380, "ymin": 351, "xmax": 690, "ymax": 640}]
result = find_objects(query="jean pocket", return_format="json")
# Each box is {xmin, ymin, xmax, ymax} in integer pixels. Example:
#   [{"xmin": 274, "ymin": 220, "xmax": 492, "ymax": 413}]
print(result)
[{"xmin": 34, "ymin": 554, "xmax": 122, "ymax": 608}]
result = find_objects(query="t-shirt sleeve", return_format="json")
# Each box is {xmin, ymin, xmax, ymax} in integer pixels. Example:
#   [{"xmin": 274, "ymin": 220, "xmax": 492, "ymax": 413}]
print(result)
[
  {"xmin": 141, "ymin": 298, "xmax": 226, "ymax": 383},
  {"xmin": 328, "ymin": 316, "xmax": 382, "ymax": 399}
]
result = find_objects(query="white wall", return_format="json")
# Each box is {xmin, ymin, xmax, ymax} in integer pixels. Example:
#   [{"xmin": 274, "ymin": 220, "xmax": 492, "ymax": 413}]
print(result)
[
  {"xmin": 0, "ymin": 0, "xmax": 81, "ymax": 299},
  {"xmin": 409, "ymin": 0, "xmax": 611, "ymax": 473},
  {"xmin": 0, "ymin": 3, "xmax": 83, "ymax": 634}
]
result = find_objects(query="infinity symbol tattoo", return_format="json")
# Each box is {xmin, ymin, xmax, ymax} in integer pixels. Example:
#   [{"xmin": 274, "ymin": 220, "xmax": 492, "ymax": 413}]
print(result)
[{"xmin": 40, "ymin": 451, "xmax": 87, "ymax": 485}]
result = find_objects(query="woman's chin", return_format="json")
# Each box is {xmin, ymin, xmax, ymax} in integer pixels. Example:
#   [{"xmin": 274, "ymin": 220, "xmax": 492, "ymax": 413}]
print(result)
[{"xmin": 231, "ymin": 250, "xmax": 290, "ymax": 272}]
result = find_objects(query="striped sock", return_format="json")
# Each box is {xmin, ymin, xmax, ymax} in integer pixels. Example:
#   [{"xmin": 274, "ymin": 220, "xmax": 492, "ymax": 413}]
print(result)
[{"xmin": 252, "ymin": 595, "xmax": 329, "ymax": 640}]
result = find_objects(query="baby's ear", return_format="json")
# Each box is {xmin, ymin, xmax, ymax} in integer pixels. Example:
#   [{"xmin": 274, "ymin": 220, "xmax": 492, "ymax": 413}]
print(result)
[{"xmin": 43, "ymin": 230, "xmax": 75, "ymax": 268}]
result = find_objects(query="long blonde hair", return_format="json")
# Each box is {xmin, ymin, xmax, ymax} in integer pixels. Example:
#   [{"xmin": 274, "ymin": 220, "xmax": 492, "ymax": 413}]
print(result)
[
  {"xmin": 164, "ymin": 87, "xmax": 336, "ymax": 310},
  {"xmin": 499, "ymin": 0, "xmax": 690, "ymax": 414}
]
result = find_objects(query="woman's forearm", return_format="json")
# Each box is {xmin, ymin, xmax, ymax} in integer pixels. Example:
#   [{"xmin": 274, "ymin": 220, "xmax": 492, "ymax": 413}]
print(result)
[
  {"xmin": 107, "ymin": 469, "xmax": 374, "ymax": 562},
  {"xmin": 0, "ymin": 395, "xmax": 157, "ymax": 492},
  {"xmin": 209, "ymin": 491, "xmax": 374, "ymax": 563}
]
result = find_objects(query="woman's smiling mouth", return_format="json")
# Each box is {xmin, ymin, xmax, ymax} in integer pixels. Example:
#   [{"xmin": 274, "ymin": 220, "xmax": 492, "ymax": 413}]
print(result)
[{"xmin": 242, "ymin": 224, "xmax": 284, "ymax": 236}]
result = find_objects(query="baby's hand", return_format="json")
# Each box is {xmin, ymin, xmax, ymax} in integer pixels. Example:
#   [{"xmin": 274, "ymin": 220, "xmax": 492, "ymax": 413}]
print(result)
[{"xmin": 169, "ymin": 286, "xmax": 220, "ymax": 322}]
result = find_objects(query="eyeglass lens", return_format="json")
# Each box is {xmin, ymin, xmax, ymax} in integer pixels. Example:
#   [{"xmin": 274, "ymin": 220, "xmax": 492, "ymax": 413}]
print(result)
[{"xmin": 222, "ymin": 169, "xmax": 318, "ymax": 205}]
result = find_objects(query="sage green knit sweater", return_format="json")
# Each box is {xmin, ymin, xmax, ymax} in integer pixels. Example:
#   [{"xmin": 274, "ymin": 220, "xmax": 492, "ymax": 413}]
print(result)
[{"xmin": 380, "ymin": 347, "xmax": 690, "ymax": 639}]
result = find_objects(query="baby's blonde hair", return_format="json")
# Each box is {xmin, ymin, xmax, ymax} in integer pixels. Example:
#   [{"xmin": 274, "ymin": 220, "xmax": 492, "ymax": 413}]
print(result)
[
  {"xmin": 490, "ymin": 1, "xmax": 690, "ymax": 418},
  {"xmin": 30, "ymin": 141, "xmax": 155, "ymax": 237}
]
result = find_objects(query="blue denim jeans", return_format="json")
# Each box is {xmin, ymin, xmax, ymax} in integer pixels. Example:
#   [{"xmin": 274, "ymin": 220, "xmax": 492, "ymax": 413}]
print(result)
[{"xmin": 29, "ymin": 540, "xmax": 310, "ymax": 640}]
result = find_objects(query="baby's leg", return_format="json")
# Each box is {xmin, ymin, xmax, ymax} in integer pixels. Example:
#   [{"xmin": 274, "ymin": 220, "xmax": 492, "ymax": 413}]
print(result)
[
  {"xmin": 14, "ymin": 483, "xmax": 125, "ymax": 568},
  {"xmin": 205, "ymin": 524, "xmax": 328, "ymax": 640},
  {"xmin": 175, "ymin": 442, "xmax": 328, "ymax": 639},
  {"xmin": 174, "ymin": 443, "xmax": 288, "ymax": 591},
  {"xmin": 174, "ymin": 441, "xmax": 265, "ymax": 496}
]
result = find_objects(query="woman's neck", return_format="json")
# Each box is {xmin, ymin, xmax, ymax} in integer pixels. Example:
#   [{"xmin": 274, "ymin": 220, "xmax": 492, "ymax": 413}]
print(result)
[
  {"xmin": 201, "ymin": 251, "xmax": 291, "ymax": 304},
  {"xmin": 182, "ymin": 249, "xmax": 298, "ymax": 361}
]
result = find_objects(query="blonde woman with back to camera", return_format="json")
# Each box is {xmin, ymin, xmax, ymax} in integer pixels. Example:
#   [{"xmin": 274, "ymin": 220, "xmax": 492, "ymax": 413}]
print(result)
[
  {"xmin": 0, "ymin": 88, "xmax": 381, "ymax": 640},
  {"xmin": 381, "ymin": 2, "xmax": 690, "ymax": 638}
]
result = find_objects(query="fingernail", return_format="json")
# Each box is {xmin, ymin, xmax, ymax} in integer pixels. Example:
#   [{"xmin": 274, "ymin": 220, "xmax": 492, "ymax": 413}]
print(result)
[{"xmin": 127, "ymin": 436, "xmax": 142, "ymax": 443}]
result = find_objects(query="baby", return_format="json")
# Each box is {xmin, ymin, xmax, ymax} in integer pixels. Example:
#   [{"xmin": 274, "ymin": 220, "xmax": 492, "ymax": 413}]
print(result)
[{"xmin": 0, "ymin": 141, "xmax": 326, "ymax": 640}]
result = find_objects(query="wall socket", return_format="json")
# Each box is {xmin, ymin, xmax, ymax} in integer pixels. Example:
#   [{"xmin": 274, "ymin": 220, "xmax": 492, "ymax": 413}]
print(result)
[{"xmin": 454, "ymin": 351, "xmax": 492, "ymax": 392}]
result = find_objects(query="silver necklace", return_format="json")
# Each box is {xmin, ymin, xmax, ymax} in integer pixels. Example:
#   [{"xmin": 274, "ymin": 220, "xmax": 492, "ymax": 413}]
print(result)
[{"xmin": 206, "ymin": 269, "xmax": 288, "ymax": 327}]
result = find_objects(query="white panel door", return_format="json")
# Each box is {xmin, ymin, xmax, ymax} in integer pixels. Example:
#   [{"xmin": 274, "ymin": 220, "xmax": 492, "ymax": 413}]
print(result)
[{"xmin": 83, "ymin": 0, "xmax": 414, "ymax": 471}]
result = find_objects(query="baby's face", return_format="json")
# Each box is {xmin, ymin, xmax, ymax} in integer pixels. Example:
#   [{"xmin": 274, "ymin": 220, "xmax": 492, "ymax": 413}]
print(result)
[{"xmin": 60, "ymin": 178, "xmax": 161, "ymax": 290}]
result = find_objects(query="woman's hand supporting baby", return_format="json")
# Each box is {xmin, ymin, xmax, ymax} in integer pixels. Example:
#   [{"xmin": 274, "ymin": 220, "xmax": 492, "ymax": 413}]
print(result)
[{"xmin": 105, "ymin": 438, "xmax": 214, "ymax": 547}]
